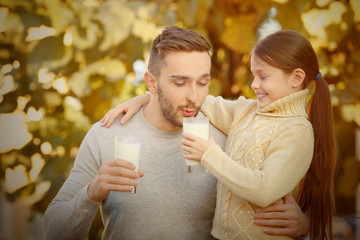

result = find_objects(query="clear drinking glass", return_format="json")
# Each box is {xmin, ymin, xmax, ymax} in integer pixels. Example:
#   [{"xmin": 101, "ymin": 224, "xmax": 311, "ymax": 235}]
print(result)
[
  {"xmin": 182, "ymin": 116, "xmax": 209, "ymax": 173},
  {"xmin": 114, "ymin": 135, "xmax": 141, "ymax": 193}
]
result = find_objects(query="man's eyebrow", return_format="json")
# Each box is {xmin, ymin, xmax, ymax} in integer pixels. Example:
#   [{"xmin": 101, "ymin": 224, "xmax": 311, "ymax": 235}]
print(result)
[
  {"xmin": 200, "ymin": 73, "xmax": 211, "ymax": 79},
  {"xmin": 169, "ymin": 74, "xmax": 190, "ymax": 80},
  {"xmin": 169, "ymin": 73, "xmax": 211, "ymax": 80}
]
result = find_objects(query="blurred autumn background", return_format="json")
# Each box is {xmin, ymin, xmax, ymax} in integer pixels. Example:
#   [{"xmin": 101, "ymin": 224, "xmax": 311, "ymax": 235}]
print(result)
[{"xmin": 0, "ymin": 0, "xmax": 359, "ymax": 239}]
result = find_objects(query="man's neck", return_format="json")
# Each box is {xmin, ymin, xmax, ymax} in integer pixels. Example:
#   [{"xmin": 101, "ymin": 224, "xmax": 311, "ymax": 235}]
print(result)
[{"xmin": 143, "ymin": 99, "xmax": 182, "ymax": 132}]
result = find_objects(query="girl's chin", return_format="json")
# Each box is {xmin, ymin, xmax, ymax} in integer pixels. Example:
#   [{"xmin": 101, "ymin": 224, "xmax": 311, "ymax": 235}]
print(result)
[{"xmin": 257, "ymin": 101, "xmax": 269, "ymax": 109}]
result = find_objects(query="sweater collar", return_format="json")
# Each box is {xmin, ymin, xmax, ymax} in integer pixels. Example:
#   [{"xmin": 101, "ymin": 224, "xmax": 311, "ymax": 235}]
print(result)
[{"xmin": 256, "ymin": 89, "xmax": 309, "ymax": 118}]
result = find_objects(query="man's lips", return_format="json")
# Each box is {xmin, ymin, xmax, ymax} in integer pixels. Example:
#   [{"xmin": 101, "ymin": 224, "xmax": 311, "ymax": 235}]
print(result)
[{"xmin": 181, "ymin": 110, "xmax": 196, "ymax": 117}]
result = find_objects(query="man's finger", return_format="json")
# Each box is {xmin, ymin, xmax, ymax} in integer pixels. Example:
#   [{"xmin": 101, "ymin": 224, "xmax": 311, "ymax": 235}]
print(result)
[
  {"xmin": 109, "ymin": 159, "xmax": 136, "ymax": 170},
  {"xmin": 106, "ymin": 175, "xmax": 139, "ymax": 186},
  {"xmin": 107, "ymin": 183, "xmax": 136, "ymax": 192},
  {"xmin": 256, "ymin": 204, "xmax": 288, "ymax": 214},
  {"xmin": 283, "ymin": 193, "xmax": 296, "ymax": 203},
  {"xmin": 254, "ymin": 211, "xmax": 292, "ymax": 220},
  {"xmin": 263, "ymin": 227, "xmax": 295, "ymax": 237},
  {"xmin": 255, "ymin": 219, "xmax": 292, "ymax": 227}
]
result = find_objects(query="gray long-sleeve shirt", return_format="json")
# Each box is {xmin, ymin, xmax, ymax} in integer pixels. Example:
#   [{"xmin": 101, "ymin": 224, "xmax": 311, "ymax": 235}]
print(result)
[{"xmin": 44, "ymin": 108, "xmax": 226, "ymax": 240}]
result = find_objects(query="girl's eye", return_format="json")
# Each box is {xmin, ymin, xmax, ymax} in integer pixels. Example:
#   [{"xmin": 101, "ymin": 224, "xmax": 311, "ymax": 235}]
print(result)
[{"xmin": 260, "ymin": 76, "xmax": 267, "ymax": 80}]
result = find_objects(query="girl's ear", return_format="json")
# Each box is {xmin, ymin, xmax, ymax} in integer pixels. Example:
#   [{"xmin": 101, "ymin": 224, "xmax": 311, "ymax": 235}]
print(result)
[
  {"xmin": 144, "ymin": 72, "xmax": 157, "ymax": 94},
  {"xmin": 292, "ymin": 68, "xmax": 306, "ymax": 88}
]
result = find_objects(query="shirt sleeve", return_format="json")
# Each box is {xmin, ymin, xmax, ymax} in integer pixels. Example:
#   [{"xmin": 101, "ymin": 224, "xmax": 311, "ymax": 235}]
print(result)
[
  {"xmin": 201, "ymin": 95, "xmax": 248, "ymax": 135},
  {"xmin": 43, "ymin": 126, "xmax": 101, "ymax": 240},
  {"xmin": 201, "ymin": 124, "xmax": 314, "ymax": 207}
]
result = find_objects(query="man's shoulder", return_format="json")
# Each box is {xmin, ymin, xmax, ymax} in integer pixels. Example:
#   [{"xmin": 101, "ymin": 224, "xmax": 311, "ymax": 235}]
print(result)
[
  {"xmin": 92, "ymin": 111, "xmax": 145, "ymax": 136},
  {"xmin": 89, "ymin": 114, "xmax": 129, "ymax": 136}
]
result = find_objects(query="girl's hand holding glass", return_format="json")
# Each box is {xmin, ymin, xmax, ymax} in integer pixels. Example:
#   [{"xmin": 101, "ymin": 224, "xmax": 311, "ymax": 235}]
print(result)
[{"xmin": 181, "ymin": 132, "xmax": 216, "ymax": 161}]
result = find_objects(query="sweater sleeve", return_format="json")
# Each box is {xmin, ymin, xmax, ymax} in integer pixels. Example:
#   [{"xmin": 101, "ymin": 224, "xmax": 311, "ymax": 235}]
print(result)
[
  {"xmin": 201, "ymin": 124, "xmax": 314, "ymax": 207},
  {"xmin": 201, "ymin": 95, "xmax": 247, "ymax": 135},
  {"xmin": 44, "ymin": 126, "xmax": 101, "ymax": 240}
]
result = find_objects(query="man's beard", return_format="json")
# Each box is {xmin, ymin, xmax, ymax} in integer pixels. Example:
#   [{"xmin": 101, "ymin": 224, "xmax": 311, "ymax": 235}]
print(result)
[{"xmin": 157, "ymin": 85, "xmax": 200, "ymax": 128}]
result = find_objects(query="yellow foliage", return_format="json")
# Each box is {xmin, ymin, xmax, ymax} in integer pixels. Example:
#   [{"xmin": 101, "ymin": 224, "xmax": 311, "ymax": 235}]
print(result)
[
  {"xmin": 63, "ymin": 96, "xmax": 92, "ymax": 130},
  {"xmin": 69, "ymin": 58, "xmax": 126, "ymax": 97},
  {"xmin": 350, "ymin": 0, "xmax": 360, "ymax": 22},
  {"xmin": 220, "ymin": 14, "xmax": 257, "ymax": 53},
  {"xmin": 342, "ymin": 103, "xmax": 360, "ymax": 126},
  {"xmin": 0, "ymin": 113, "xmax": 32, "ymax": 153},
  {"xmin": 95, "ymin": 1, "xmax": 135, "ymax": 51},
  {"xmin": 26, "ymin": 25, "xmax": 56, "ymax": 42},
  {"xmin": 301, "ymin": 1, "xmax": 347, "ymax": 45},
  {"xmin": 132, "ymin": 19, "xmax": 163, "ymax": 43},
  {"xmin": 43, "ymin": 0, "xmax": 73, "ymax": 34},
  {"xmin": 5, "ymin": 164, "xmax": 28, "ymax": 193}
]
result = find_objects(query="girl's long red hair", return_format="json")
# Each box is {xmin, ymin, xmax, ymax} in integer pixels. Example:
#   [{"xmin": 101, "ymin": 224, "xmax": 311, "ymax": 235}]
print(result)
[
  {"xmin": 298, "ymin": 75, "xmax": 336, "ymax": 239},
  {"xmin": 253, "ymin": 30, "xmax": 337, "ymax": 239}
]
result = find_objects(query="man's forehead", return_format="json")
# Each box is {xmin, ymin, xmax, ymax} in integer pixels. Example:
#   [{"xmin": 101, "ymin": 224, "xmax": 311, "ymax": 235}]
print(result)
[{"xmin": 159, "ymin": 52, "xmax": 210, "ymax": 75}]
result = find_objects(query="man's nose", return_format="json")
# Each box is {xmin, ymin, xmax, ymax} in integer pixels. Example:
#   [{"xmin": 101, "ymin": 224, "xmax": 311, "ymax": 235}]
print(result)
[{"xmin": 186, "ymin": 84, "xmax": 199, "ymax": 103}]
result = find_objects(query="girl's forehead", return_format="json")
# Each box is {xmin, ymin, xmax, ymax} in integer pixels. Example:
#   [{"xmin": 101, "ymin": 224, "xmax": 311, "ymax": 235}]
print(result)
[{"xmin": 250, "ymin": 56, "xmax": 269, "ymax": 71}]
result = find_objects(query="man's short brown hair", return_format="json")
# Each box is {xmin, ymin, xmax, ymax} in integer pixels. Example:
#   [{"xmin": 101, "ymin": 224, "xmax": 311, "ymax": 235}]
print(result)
[{"xmin": 148, "ymin": 26, "xmax": 211, "ymax": 78}]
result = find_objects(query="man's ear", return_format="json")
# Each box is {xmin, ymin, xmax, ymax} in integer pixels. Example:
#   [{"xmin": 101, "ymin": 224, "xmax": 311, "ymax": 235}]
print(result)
[
  {"xmin": 292, "ymin": 68, "xmax": 305, "ymax": 88},
  {"xmin": 144, "ymin": 71, "xmax": 157, "ymax": 94}
]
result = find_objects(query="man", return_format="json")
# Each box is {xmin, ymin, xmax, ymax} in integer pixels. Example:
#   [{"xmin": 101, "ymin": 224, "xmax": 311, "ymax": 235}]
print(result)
[{"xmin": 44, "ymin": 26, "xmax": 307, "ymax": 239}]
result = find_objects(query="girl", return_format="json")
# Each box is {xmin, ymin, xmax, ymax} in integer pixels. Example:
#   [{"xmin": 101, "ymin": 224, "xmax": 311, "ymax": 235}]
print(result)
[
  {"xmin": 101, "ymin": 30, "xmax": 336, "ymax": 240},
  {"xmin": 181, "ymin": 29, "xmax": 336, "ymax": 240}
]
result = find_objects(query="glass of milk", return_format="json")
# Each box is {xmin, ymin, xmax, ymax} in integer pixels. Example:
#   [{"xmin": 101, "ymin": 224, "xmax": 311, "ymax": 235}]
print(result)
[
  {"xmin": 182, "ymin": 116, "xmax": 209, "ymax": 173},
  {"xmin": 114, "ymin": 135, "xmax": 141, "ymax": 193}
]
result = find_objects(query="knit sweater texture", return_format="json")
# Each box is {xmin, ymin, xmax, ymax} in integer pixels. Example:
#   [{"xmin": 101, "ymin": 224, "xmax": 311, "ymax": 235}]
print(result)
[
  {"xmin": 44, "ymin": 108, "xmax": 226, "ymax": 240},
  {"xmin": 200, "ymin": 89, "xmax": 314, "ymax": 240}
]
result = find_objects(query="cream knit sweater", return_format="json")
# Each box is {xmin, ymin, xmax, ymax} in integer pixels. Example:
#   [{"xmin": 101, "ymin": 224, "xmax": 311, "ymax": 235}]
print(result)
[{"xmin": 200, "ymin": 89, "xmax": 314, "ymax": 240}]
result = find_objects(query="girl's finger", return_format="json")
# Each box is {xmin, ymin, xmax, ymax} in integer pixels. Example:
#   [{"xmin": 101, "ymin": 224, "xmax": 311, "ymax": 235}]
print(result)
[
  {"xmin": 106, "ymin": 107, "xmax": 126, "ymax": 127},
  {"xmin": 100, "ymin": 112, "xmax": 110, "ymax": 126},
  {"xmin": 182, "ymin": 145, "xmax": 194, "ymax": 154},
  {"xmin": 182, "ymin": 151, "xmax": 193, "ymax": 160},
  {"xmin": 101, "ymin": 110, "xmax": 114, "ymax": 127},
  {"xmin": 181, "ymin": 132, "xmax": 197, "ymax": 141},
  {"xmin": 120, "ymin": 109, "xmax": 135, "ymax": 125},
  {"xmin": 105, "ymin": 116, "xmax": 116, "ymax": 128},
  {"xmin": 105, "ymin": 109, "xmax": 122, "ymax": 128},
  {"xmin": 182, "ymin": 138, "xmax": 194, "ymax": 148}
]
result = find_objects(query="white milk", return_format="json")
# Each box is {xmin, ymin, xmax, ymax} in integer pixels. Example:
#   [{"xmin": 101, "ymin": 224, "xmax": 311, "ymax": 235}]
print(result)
[
  {"xmin": 114, "ymin": 142, "xmax": 140, "ymax": 172},
  {"xmin": 114, "ymin": 136, "xmax": 141, "ymax": 193},
  {"xmin": 183, "ymin": 117, "xmax": 209, "ymax": 168}
]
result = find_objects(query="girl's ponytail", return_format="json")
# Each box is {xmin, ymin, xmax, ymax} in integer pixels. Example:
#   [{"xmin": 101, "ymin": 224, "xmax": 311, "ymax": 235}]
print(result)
[{"xmin": 297, "ymin": 75, "xmax": 337, "ymax": 240}]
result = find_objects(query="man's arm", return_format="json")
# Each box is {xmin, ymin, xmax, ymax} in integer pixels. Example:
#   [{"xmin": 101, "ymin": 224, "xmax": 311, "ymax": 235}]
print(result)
[
  {"xmin": 253, "ymin": 194, "xmax": 308, "ymax": 239},
  {"xmin": 43, "ymin": 125, "xmax": 142, "ymax": 239},
  {"xmin": 43, "ymin": 127, "xmax": 103, "ymax": 240}
]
